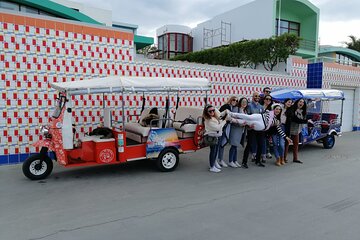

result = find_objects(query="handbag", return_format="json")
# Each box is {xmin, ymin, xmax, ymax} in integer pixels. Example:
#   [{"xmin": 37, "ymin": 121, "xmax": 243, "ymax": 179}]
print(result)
[{"xmin": 203, "ymin": 135, "xmax": 218, "ymax": 146}]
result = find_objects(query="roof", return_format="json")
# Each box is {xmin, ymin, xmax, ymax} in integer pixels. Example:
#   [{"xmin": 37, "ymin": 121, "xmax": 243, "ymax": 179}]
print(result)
[
  {"xmin": 271, "ymin": 89, "xmax": 344, "ymax": 101},
  {"xmin": 10, "ymin": 0, "xmax": 101, "ymax": 24},
  {"xmin": 319, "ymin": 46, "xmax": 360, "ymax": 61},
  {"xmin": 50, "ymin": 76, "xmax": 211, "ymax": 95}
]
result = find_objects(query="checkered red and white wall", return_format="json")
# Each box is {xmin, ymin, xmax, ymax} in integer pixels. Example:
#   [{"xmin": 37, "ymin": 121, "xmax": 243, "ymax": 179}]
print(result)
[{"xmin": 2, "ymin": 11, "xmax": 357, "ymax": 165}]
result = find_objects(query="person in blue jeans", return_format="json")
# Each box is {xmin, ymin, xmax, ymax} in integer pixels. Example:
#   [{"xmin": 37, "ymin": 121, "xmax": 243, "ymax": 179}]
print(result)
[
  {"xmin": 269, "ymin": 104, "xmax": 286, "ymax": 166},
  {"xmin": 247, "ymin": 92, "xmax": 266, "ymax": 167},
  {"xmin": 203, "ymin": 105, "xmax": 227, "ymax": 173},
  {"xmin": 216, "ymin": 96, "xmax": 238, "ymax": 168}
]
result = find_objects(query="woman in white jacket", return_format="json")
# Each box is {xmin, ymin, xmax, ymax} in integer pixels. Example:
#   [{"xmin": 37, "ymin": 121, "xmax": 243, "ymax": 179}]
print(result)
[{"xmin": 203, "ymin": 104, "xmax": 227, "ymax": 173}]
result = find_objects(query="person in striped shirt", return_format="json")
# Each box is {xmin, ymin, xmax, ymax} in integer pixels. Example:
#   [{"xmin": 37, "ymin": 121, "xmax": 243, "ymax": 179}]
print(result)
[{"xmin": 224, "ymin": 104, "xmax": 292, "ymax": 152}]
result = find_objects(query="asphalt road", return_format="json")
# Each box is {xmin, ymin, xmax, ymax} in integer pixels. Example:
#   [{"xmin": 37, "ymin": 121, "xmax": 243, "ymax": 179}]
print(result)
[{"xmin": 1, "ymin": 132, "xmax": 360, "ymax": 240}]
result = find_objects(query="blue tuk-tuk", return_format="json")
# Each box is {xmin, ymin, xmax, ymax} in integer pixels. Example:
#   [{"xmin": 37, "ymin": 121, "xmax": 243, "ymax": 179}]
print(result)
[{"xmin": 271, "ymin": 89, "xmax": 345, "ymax": 149}]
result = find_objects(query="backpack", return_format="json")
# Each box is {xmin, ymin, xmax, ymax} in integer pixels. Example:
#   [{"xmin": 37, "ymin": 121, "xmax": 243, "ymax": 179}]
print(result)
[
  {"xmin": 180, "ymin": 116, "xmax": 197, "ymax": 128},
  {"xmin": 89, "ymin": 127, "xmax": 114, "ymax": 139}
]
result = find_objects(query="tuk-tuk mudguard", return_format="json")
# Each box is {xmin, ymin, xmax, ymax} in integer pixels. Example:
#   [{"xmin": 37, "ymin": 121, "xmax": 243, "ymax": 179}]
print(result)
[
  {"xmin": 33, "ymin": 139, "xmax": 55, "ymax": 150},
  {"xmin": 146, "ymin": 128, "xmax": 182, "ymax": 159},
  {"xmin": 32, "ymin": 138, "xmax": 68, "ymax": 165}
]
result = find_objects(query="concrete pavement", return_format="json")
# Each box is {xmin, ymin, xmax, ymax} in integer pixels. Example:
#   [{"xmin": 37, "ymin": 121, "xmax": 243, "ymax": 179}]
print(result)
[{"xmin": 0, "ymin": 132, "xmax": 359, "ymax": 240}]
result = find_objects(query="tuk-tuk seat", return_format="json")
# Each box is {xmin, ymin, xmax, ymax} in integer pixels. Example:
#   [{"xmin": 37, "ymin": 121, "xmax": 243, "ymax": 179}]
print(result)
[
  {"xmin": 125, "ymin": 108, "xmax": 165, "ymax": 143},
  {"xmin": 173, "ymin": 106, "xmax": 203, "ymax": 138}
]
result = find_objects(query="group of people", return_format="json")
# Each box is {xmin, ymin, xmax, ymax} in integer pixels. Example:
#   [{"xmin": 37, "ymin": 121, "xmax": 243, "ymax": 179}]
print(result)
[{"xmin": 203, "ymin": 87, "xmax": 312, "ymax": 173}]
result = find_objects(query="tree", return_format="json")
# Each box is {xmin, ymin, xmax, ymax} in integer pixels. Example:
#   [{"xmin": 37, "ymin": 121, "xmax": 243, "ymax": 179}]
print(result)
[
  {"xmin": 137, "ymin": 45, "xmax": 159, "ymax": 58},
  {"xmin": 344, "ymin": 35, "xmax": 360, "ymax": 52},
  {"xmin": 171, "ymin": 34, "xmax": 300, "ymax": 71}
]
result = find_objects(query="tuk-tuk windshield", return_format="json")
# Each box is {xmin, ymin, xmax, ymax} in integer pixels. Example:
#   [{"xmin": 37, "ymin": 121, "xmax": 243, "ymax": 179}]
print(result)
[{"xmin": 52, "ymin": 96, "xmax": 66, "ymax": 118}]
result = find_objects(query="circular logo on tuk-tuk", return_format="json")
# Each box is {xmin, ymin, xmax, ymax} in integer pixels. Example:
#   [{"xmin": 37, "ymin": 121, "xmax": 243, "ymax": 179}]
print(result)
[{"xmin": 99, "ymin": 149, "xmax": 115, "ymax": 163}]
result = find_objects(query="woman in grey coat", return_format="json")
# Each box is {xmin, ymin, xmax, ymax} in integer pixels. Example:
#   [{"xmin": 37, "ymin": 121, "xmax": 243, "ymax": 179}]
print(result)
[{"xmin": 228, "ymin": 97, "xmax": 248, "ymax": 168}]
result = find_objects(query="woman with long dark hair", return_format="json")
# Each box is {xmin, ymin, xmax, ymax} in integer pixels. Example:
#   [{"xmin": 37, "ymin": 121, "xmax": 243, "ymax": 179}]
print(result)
[
  {"xmin": 267, "ymin": 104, "xmax": 287, "ymax": 166},
  {"xmin": 282, "ymin": 98, "xmax": 293, "ymax": 163},
  {"xmin": 285, "ymin": 98, "xmax": 311, "ymax": 164},
  {"xmin": 263, "ymin": 95, "xmax": 274, "ymax": 160}
]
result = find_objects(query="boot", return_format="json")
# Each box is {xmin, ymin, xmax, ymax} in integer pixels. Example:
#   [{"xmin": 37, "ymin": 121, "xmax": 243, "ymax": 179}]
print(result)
[
  {"xmin": 280, "ymin": 157, "xmax": 285, "ymax": 165},
  {"xmin": 275, "ymin": 157, "xmax": 281, "ymax": 166}
]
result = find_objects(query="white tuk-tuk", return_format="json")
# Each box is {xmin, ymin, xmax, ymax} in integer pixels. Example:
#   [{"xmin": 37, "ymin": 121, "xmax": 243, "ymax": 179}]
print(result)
[{"xmin": 271, "ymin": 88, "xmax": 344, "ymax": 149}]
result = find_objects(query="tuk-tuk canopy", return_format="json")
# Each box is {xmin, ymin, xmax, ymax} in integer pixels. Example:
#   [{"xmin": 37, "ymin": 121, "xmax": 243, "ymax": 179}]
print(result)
[
  {"xmin": 271, "ymin": 89, "xmax": 345, "ymax": 101},
  {"xmin": 50, "ymin": 76, "xmax": 211, "ymax": 96}
]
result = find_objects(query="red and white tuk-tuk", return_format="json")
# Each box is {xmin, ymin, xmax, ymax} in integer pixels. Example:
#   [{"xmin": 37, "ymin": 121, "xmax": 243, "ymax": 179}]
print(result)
[{"xmin": 22, "ymin": 76, "xmax": 211, "ymax": 180}]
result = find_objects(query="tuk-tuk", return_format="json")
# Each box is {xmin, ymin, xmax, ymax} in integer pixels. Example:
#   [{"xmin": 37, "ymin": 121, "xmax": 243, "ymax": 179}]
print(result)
[
  {"xmin": 22, "ymin": 76, "xmax": 211, "ymax": 180},
  {"xmin": 271, "ymin": 88, "xmax": 344, "ymax": 149}
]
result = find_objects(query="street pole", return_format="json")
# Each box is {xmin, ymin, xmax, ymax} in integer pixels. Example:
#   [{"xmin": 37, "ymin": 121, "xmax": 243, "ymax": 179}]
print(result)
[{"xmin": 278, "ymin": 0, "xmax": 281, "ymax": 36}]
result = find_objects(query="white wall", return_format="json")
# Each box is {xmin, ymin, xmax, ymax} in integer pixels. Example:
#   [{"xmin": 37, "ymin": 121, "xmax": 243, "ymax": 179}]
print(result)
[
  {"xmin": 192, "ymin": 0, "xmax": 275, "ymax": 51},
  {"xmin": 52, "ymin": 0, "xmax": 112, "ymax": 26},
  {"xmin": 156, "ymin": 25, "xmax": 191, "ymax": 36}
]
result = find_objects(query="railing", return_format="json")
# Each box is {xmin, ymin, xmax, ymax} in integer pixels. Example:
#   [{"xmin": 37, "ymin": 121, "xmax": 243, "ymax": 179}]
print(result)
[
  {"xmin": 308, "ymin": 56, "xmax": 360, "ymax": 68},
  {"xmin": 299, "ymin": 38, "xmax": 316, "ymax": 51}
]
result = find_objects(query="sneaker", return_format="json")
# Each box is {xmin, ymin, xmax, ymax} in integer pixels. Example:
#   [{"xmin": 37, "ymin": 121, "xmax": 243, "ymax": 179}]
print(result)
[
  {"xmin": 234, "ymin": 161, "xmax": 242, "ymax": 167},
  {"xmin": 229, "ymin": 162, "xmax": 238, "ymax": 168},
  {"xmin": 219, "ymin": 160, "xmax": 228, "ymax": 168},
  {"xmin": 261, "ymin": 159, "xmax": 266, "ymax": 163},
  {"xmin": 214, "ymin": 161, "xmax": 222, "ymax": 169},
  {"xmin": 256, "ymin": 162, "xmax": 265, "ymax": 167},
  {"xmin": 209, "ymin": 166, "xmax": 221, "ymax": 173},
  {"xmin": 241, "ymin": 163, "xmax": 249, "ymax": 169},
  {"xmin": 266, "ymin": 153, "xmax": 272, "ymax": 159}
]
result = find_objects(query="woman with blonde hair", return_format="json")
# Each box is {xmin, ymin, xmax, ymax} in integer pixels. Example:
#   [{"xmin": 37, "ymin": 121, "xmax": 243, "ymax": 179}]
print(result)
[{"xmin": 203, "ymin": 104, "xmax": 227, "ymax": 173}]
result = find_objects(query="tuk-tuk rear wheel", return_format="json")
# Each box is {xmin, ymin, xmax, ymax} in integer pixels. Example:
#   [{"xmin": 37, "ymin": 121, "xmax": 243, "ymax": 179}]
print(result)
[
  {"xmin": 156, "ymin": 148, "xmax": 179, "ymax": 172},
  {"xmin": 22, "ymin": 154, "xmax": 53, "ymax": 180},
  {"xmin": 323, "ymin": 135, "xmax": 335, "ymax": 149}
]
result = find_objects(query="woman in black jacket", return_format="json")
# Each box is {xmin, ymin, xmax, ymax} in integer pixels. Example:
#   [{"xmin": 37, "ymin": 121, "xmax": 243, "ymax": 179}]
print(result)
[{"xmin": 285, "ymin": 98, "xmax": 312, "ymax": 164}]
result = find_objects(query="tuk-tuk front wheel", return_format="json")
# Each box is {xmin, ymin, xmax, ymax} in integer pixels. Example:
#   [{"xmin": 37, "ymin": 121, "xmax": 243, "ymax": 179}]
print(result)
[
  {"xmin": 323, "ymin": 135, "xmax": 335, "ymax": 149},
  {"xmin": 156, "ymin": 148, "xmax": 179, "ymax": 172},
  {"xmin": 22, "ymin": 154, "xmax": 53, "ymax": 180}
]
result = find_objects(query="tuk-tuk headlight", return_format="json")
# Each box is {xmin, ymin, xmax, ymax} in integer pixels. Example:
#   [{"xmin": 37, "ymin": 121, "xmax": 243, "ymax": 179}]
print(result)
[{"xmin": 40, "ymin": 125, "xmax": 51, "ymax": 138}]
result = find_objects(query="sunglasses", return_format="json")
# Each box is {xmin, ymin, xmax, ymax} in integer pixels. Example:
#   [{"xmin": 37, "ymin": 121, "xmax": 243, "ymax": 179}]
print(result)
[
  {"xmin": 208, "ymin": 109, "xmax": 215, "ymax": 113},
  {"xmin": 265, "ymin": 90, "xmax": 271, "ymax": 93},
  {"xmin": 232, "ymin": 99, "xmax": 238, "ymax": 102}
]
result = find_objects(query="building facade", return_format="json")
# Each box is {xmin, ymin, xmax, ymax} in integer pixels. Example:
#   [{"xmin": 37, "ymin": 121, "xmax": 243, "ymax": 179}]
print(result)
[{"xmin": 156, "ymin": 0, "xmax": 319, "ymax": 59}]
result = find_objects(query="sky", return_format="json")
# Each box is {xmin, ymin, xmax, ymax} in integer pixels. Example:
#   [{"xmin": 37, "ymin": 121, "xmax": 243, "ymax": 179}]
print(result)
[{"xmin": 72, "ymin": 0, "xmax": 360, "ymax": 47}]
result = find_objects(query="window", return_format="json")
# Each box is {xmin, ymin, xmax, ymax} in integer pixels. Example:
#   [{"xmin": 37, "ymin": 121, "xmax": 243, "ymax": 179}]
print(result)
[
  {"xmin": 176, "ymin": 34, "xmax": 183, "ymax": 52},
  {"xmin": 184, "ymin": 35, "xmax": 188, "ymax": 52},
  {"xmin": 158, "ymin": 36, "xmax": 164, "ymax": 51},
  {"xmin": 163, "ymin": 34, "xmax": 168, "ymax": 51},
  {"xmin": 0, "ymin": 1, "xmax": 19, "ymax": 11},
  {"xmin": 39, "ymin": 10, "xmax": 55, "ymax": 17},
  {"xmin": 275, "ymin": 19, "xmax": 300, "ymax": 36},
  {"xmin": 0, "ymin": 1, "xmax": 65, "ymax": 19},
  {"xmin": 169, "ymin": 33, "xmax": 175, "ymax": 51},
  {"xmin": 20, "ymin": 5, "xmax": 39, "ymax": 14},
  {"xmin": 335, "ymin": 53, "xmax": 357, "ymax": 66}
]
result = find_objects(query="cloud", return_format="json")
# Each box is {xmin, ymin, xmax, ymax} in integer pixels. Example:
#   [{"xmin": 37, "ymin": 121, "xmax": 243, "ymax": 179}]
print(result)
[
  {"xmin": 319, "ymin": 20, "xmax": 360, "ymax": 46},
  {"xmin": 70, "ymin": 0, "xmax": 360, "ymax": 47},
  {"xmin": 313, "ymin": 0, "xmax": 360, "ymax": 22}
]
